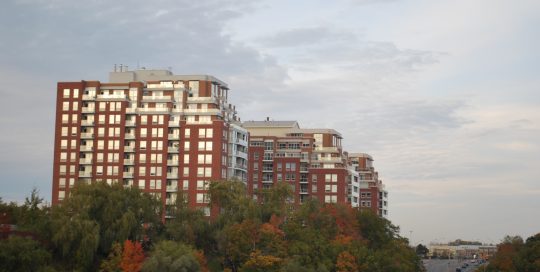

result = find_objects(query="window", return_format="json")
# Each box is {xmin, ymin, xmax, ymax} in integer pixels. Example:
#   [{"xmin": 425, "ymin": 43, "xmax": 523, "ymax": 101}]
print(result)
[
  {"xmin": 72, "ymin": 101, "xmax": 78, "ymax": 111},
  {"xmin": 253, "ymin": 162, "xmax": 259, "ymax": 171},
  {"xmin": 70, "ymin": 114, "xmax": 77, "ymax": 123},
  {"xmin": 61, "ymin": 127, "xmax": 68, "ymax": 136},
  {"xmin": 196, "ymin": 193, "xmax": 210, "ymax": 204},
  {"xmin": 325, "ymin": 174, "xmax": 337, "ymax": 182},
  {"xmin": 141, "ymin": 128, "xmax": 147, "ymax": 137},
  {"xmin": 183, "ymin": 141, "xmax": 190, "ymax": 151},
  {"xmin": 183, "ymin": 180, "xmax": 189, "ymax": 190},
  {"xmin": 62, "ymin": 102, "xmax": 70, "ymax": 111},
  {"xmin": 325, "ymin": 195, "xmax": 337, "ymax": 203},
  {"xmin": 73, "ymin": 89, "xmax": 79, "ymax": 98},
  {"xmin": 183, "ymin": 167, "xmax": 189, "ymax": 177},
  {"xmin": 197, "ymin": 180, "xmax": 209, "ymax": 190},
  {"xmin": 185, "ymin": 128, "xmax": 190, "ymax": 138},
  {"xmin": 139, "ymin": 180, "xmax": 146, "ymax": 189},
  {"xmin": 197, "ymin": 154, "xmax": 212, "ymax": 164},
  {"xmin": 198, "ymin": 128, "xmax": 213, "ymax": 138},
  {"xmin": 63, "ymin": 89, "xmax": 70, "ymax": 98}
]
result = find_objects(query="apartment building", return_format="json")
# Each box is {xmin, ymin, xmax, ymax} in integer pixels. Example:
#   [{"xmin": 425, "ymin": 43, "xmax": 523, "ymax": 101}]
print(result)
[
  {"xmin": 243, "ymin": 121, "xmax": 356, "ymax": 206},
  {"xmin": 348, "ymin": 153, "xmax": 388, "ymax": 217},
  {"xmin": 51, "ymin": 68, "xmax": 248, "ymax": 217}
]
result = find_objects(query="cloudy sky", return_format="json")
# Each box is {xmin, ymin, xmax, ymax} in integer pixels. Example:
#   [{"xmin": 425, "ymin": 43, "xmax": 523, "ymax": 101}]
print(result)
[{"xmin": 1, "ymin": 0, "xmax": 539, "ymax": 244}]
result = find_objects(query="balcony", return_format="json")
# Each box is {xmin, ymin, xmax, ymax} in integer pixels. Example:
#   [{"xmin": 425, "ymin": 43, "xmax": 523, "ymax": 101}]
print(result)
[
  {"xmin": 137, "ymin": 108, "xmax": 171, "ymax": 114},
  {"xmin": 82, "ymin": 94, "xmax": 96, "ymax": 100},
  {"xmin": 80, "ymin": 146, "xmax": 93, "ymax": 152},
  {"xmin": 79, "ymin": 158, "xmax": 93, "ymax": 164},
  {"xmin": 183, "ymin": 108, "xmax": 222, "ymax": 116},
  {"xmin": 168, "ymin": 121, "xmax": 180, "ymax": 127},
  {"xmin": 81, "ymin": 107, "xmax": 95, "ymax": 113},
  {"xmin": 168, "ymin": 134, "xmax": 180, "ymax": 140},
  {"xmin": 234, "ymin": 151, "xmax": 248, "ymax": 160},
  {"xmin": 96, "ymin": 94, "xmax": 128, "ymax": 101},
  {"xmin": 168, "ymin": 147, "xmax": 179, "ymax": 153},
  {"xmin": 123, "ymin": 172, "xmax": 134, "ymax": 178},
  {"xmin": 262, "ymin": 179, "xmax": 274, "ymax": 184},
  {"xmin": 167, "ymin": 160, "xmax": 179, "ymax": 166},
  {"xmin": 123, "ymin": 159, "xmax": 134, "ymax": 165},
  {"xmin": 124, "ymin": 146, "xmax": 135, "ymax": 152},
  {"xmin": 166, "ymin": 185, "xmax": 178, "ymax": 192},
  {"xmin": 167, "ymin": 172, "xmax": 179, "ymax": 179},
  {"xmin": 79, "ymin": 171, "xmax": 92, "ymax": 178},
  {"xmin": 125, "ymin": 120, "xmax": 136, "ymax": 126},
  {"xmin": 125, "ymin": 133, "xmax": 136, "ymax": 139},
  {"xmin": 80, "ymin": 133, "xmax": 94, "ymax": 139},
  {"xmin": 300, "ymin": 189, "xmax": 309, "ymax": 194},
  {"xmin": 126, "ymin": 108, "xmax": 136, "ymax": 114},
  {"xmin": 186, "ymin": 96, "xmax": 218, "ymax": 104},
  {"xmin": 141, "ymin": 95, "xmax": 172, "ymax": 102},
  {"xmin": 81, "ymin": 120, "xmax": 94, "ymax": 126}
]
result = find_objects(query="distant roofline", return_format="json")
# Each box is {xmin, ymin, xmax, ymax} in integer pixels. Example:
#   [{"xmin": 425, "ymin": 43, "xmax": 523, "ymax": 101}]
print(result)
[
  {"xmin": 349, "ymin": 153, "xmax": 373, "ymax": 160},
  {"xmin": 108, "ymin": 68, "xmax": 228, "ymax": 87}
]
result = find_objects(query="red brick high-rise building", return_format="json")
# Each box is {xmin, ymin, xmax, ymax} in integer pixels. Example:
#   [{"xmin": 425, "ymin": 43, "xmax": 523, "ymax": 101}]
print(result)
[{"xmin": 51, "ymin": 68, "xmax": 248, "ymax": 217}]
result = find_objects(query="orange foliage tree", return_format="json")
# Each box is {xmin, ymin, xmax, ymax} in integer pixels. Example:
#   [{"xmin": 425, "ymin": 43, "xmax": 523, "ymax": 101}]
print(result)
[{"xmin": 120, "ymin": 240, "xmax": 145, "ymax": 272}]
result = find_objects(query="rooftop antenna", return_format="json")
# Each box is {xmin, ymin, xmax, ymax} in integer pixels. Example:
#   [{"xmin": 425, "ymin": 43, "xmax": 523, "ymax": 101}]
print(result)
[{"xmin": 119, "ymin": 64, "xmax": 123, "ymax": 72}]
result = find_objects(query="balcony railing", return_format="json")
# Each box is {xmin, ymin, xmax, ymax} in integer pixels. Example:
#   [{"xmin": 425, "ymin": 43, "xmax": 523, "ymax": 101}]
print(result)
[
  {"xmin": 80, "ymin": 146, "xmax": 93, "ymax": 152},
  {"xmin": 166, "ymin": 185, "xmax": 178, "ymax": 192},
  {"xmin": 168, "ymin": 147, "xmax": 179, "ymax": 153},
  {"xmin": 123, "ymin": 172, "xmax": 134, "ymax": 178},
  {"xmin": 167, "ymin": 160, "xmax": 179, "ymax": 166},
  {"xmin": 79, "ymin": 158, "xmax": 93, "ymax": 164},
  {"xmin": 137, "ymin": 108, "xmax": 171, "ymax": 114},
  {"xmin": 125, "ymin": 133, "xmax": 136, "ymax": 139},
  {"xmin": 80, "ymin": 133, "xmax": 94, "ymax": 139},
  {"xmin": 78, "ymin": 171, "xmax": 92, "ymax": 178},
  {"xmin": 82, "ymin": 94, "xmax": 96, "ymax": 100},
  {"xmin": 97, "ymin": 94, "xmax": 128, "ymax": 100},
  {"xmin": 81, "ymin": 107, "xmax": 95, "ymax": 113},
  {"xmin": 125, "ymin": 120, "xmax": 136, "ymax": 126},
  {"xmin": 167, "ymin": 173, "xmax": 179, "ymax": 179},
  {"xmin": 123, "ymin": 159, "xmax": 134, "ymax": 165},
  {"xmin": 81, "ymin": 120, "xmax": 94, "ymax": 126},
  {"xmin": 141, "ymin": 95, "xmax": 172, "ymax": 102}
]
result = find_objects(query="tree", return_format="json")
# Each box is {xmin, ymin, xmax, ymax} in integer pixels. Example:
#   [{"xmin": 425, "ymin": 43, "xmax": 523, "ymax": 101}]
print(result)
[
  {"xmin": 241, "ymin": 250, "xmax": 282, "ymax": 272},
  {"xmin": 120, "ymin": 240, "xmax": 145, "ymax": 272},
  {"xmin": 416, "ymin": 244, "xmax": 429, "ymax": 256},
  {"xmin": 0, "ymin": 236, "xmax": 52, "ymax": 272},
  {"xmin": 141, "ymin": 241, "xmax": 200, "ymax": 272},
  {"xmin": 100, "ymin": 242, "xmax": 122, "ymax": 272},
  {"xmin": 49, "ymin": 182, "xmax": 162, "ymax": 271},
  {"xmin": 336, "ymin": 251, "xmax": 359, "ymax": 272}
]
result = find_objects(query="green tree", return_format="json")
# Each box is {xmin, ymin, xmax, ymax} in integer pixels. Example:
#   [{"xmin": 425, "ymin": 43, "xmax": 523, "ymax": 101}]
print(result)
[
  {"xmin": 49, "ymin": 182, "xmax": 162, "ymax": 271},
  {"xmin": 0, "ymin": 236, "xmax": 52, "ymax": 272},
  {"xmin": 416, "ymin": 243, "xmax": 429, "ymax": 256},
  {"xmin": 100, "ymin": 242, "xmax": 122, "ymax": 272},
  {"xmin": 141, "ymin": 240, "xmax": 200, "ymax": 272}
]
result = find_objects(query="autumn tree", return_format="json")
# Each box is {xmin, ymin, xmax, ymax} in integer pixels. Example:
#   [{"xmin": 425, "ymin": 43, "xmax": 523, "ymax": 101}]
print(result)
[{"xmin": 120, "ymin": 240, "xmax": 145, "ymax": 272}]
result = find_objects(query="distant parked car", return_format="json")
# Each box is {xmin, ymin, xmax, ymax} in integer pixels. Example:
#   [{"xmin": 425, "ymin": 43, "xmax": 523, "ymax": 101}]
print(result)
[{"xmin": 455, "ymin": 268, "xmax": 462, "ymax": 272}]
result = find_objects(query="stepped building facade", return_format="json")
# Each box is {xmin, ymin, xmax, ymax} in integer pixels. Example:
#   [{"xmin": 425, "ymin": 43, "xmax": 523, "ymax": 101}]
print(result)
[{"xmin": 52, "ymin": 68, "xmax": 387, "ymax": 218}]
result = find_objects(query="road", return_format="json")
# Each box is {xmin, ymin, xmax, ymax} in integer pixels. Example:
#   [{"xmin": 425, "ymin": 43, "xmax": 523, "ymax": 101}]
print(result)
[{"xmin": 423, "ymin": 259, "xmax": 484, "ymax": 272}]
